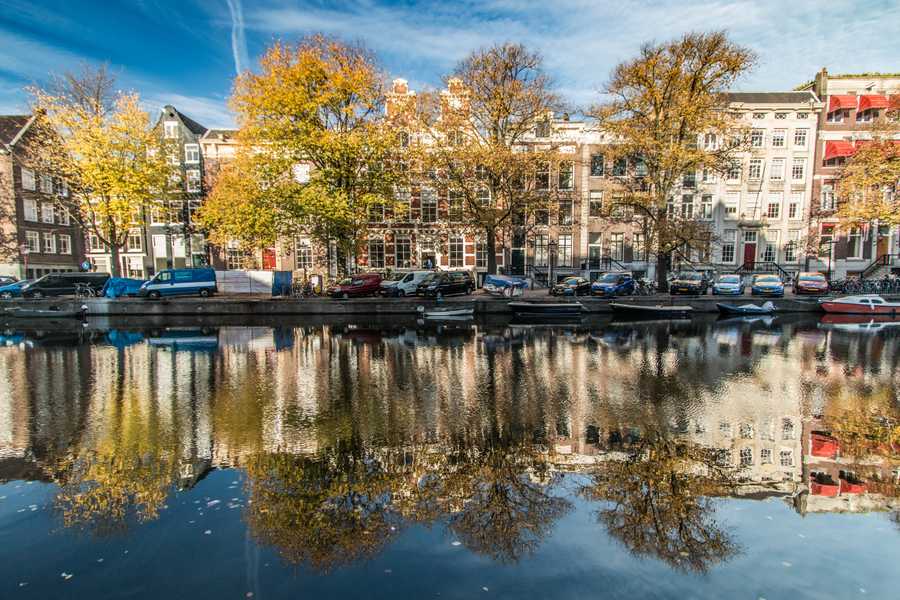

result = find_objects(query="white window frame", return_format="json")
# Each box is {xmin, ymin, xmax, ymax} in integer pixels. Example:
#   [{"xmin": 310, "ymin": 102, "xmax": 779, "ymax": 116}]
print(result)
[
  {"xmin": 791, "ymin": 159, "xmax": 805, "ymax": 181},
  {"xmin": 23, "ymin": 198, "xmax": 38, "ymax": 221},
  {"xmin": 751, "ymin": 129, "xmax": 764, "ymax": 148},
  {"xmin": 21, "ymin": 167, "xmax": 35, "ymax": 191},
  {"xmin": 25, "ymin": 230, "xmax": 40, "ymax": 253},
  {"xmin": 57, "ymin": 233, "xmax": 72, "ymax": 255},
  {"xmin": 770, "ymin": 158, "xmax": 785, "ymax": 181},
  {"xmin": 40, "ymin": 174, "xmax": 53, "ymax": 194},
  {"xmin": 42, "ymin": 231, "xmax": 56, "ymax": 254},
  {"xmin": 748, "ymin": 159, "xmax": 763, "ymax": 180},
  {"xmin": 771, "ymin": 129, "xmax": 786, "ymax": 148},
  {"xmin": 164, "ymin": 121, "xmax": 178, "ymax": 139},
  {"xmin": 793, "ymin": 128, "xmax": 808, "ymax": 148},
  {"xmin": 448, "ymin": 236, "xmax": 464, "ymax": 268},
  {"xmin": 186, "ymin": 169, "xmax": 201, "ymax": 193},
  {"xmin": 41, "ymin": 203, "xmax": 55, "ymax": 224},
  {"xmin": 184, "ymin": 143, "xmax": 200, "ymax": 164}
]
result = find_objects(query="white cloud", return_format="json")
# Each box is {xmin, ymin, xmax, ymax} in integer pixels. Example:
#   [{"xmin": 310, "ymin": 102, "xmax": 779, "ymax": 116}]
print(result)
[
  {"xmin": 225, "ymin": 0, "xmax": 250, "ymax": 75},
  {"xmin": 144, "ymin": 93, "xmax": 235, "ymax": 129}
]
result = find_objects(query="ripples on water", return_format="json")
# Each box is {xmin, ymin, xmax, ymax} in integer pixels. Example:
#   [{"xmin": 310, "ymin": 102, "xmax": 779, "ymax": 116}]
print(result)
[{"xmin": 0, "ymin": 315, "xmax": 898, "ymax": 599}]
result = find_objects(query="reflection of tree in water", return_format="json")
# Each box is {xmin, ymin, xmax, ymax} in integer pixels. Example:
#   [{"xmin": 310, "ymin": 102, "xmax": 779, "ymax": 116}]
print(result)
[
  {"xmin": 242, "ymin": 437, "xmax": 571, "ymax": 570},
  {"xmin": 580, "ymin": 432, "xmax": 739, "ymax": 573}
]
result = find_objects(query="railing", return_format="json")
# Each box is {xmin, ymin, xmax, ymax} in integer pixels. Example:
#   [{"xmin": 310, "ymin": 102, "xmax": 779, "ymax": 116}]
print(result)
[
  {"xmin": 860, "ymin": 254, "xmax": 894, "ymax": 280},
  {"xmin": 735, "ymin": 261, "xmax": 791, "ymax": 280}
]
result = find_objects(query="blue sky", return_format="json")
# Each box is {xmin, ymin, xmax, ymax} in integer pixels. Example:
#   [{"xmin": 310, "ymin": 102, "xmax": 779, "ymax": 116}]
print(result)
[{"xmin": 2, "ymin": 0, "xmax": 899, "ymax": 128}]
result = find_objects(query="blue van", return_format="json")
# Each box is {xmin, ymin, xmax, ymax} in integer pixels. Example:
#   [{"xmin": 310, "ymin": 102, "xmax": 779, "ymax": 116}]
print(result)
[{"xmin": 139, "ymin": 268, "xmax": 217, "ymax": 299}]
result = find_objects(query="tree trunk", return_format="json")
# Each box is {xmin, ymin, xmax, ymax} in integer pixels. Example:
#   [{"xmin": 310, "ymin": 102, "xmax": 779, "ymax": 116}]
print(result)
[
  {"xmin": 656, "ymin": 250, "xmax": 670, "ymax": 292},
  {"xmin": 110, "ymin": 242, "xmax": 122, "ymax": 277},
  {"xmin": 486, "ymin": 227, "xmax": 497, "ymax": 275}
]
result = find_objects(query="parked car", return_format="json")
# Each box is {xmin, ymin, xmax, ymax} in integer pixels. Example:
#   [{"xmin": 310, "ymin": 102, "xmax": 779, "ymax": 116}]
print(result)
[
  {"xmin": 139, "ymin": 268, "xmax": 217, "ymax": 299},
  {"xmin": 20, "ymin": 272, "xmax": 110, "ymax": 298},
  {"xmin": 550, "ymin": 276, "xmax": 591, "ymax": 296},
  {"xmin": 751, "ymin": 274, "xmax": 785, "ymax": 297},
  {"xmin": 418, "ymin": 271, "xmax": 474, "ymax": 298},
  {"xmin": 0, "ymin": 279, "xmax": 31, "ymax": 299},
  {"xmin": 793, "ymin": 271, "xmax": 829, "ymax": 296},
  {"xmin": 591, "ymin": 272, "xmax": 635, "ymax": 297},
  {"xmin": 380, "ymin": 270, "xmax": 434, "ymax": 297},
  {"xmin": 0, "ymin": 276, "xmax": 17, "ymax": 286},
  {"xmin": 668, "ymin": 271, "xmax": 709, "ymax": 295},
  {"xmin": 329, "ymin": 273, "xmax": 383, "ymax": 298},
  {"xmin": 712, "ymin": 274, "xmax": 745, "ymax": 296}
]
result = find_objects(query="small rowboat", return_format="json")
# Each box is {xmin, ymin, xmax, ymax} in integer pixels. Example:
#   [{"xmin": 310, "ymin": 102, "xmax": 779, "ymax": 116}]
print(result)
[
  {"xmin": 418, "ymin": 306, "xmax": 474, "ymax": 319},
  {"xmin": 716, "ymin": 301, "xmax": 776, "ymax": 315},
  {"xmin": 609, "ymin": 303, "xmax": 693, "ymax": 318},
  {"xmin": 4, "ymin": 305, "xmax": 87, "ymax": 319},
  {"xmin": 507, "ymin": 301, "xmax": 584, "ymax": 316},
  {"xmin": 819, "ymin": 295, "xmax": 900, "ymax": 315}
]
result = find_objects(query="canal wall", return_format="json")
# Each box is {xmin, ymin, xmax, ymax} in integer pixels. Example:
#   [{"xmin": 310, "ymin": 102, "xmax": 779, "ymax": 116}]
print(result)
[{"xmin": 3, "ymin": 294, "xmax": 832, "ymax": 317}]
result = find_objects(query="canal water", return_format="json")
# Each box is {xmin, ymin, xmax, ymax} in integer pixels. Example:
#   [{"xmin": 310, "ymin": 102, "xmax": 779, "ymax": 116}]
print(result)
[{"xmin": 0, "ymin": 315, "xmax": 898, "ymax": 599}]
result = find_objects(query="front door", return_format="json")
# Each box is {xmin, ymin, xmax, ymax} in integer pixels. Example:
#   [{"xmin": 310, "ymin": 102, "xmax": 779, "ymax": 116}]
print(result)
[
  {"xmin": 743, "ymin": 242, "xmax": 756, "ymax": 269},
  {"xmin": 262, "ymin": 248, "xmax": 276, "ymax": 270},
  {"xmin": 877, "ymin": 226, "xmax": 889, "ymax": 258},
  {"xmin": 510, "ymin": 248, "xmax": 525, "ymax": 275}
]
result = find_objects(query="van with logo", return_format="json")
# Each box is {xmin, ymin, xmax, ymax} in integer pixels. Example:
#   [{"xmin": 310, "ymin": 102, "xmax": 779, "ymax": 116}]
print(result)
[{"xmin": 139, "ymin": 268, "xmax": 217, "ymax": 299}]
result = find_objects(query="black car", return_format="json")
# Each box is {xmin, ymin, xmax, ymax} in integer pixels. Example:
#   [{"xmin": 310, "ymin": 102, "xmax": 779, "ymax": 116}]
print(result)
[
  {"xmin": 417, "ymin": 271, "xmax": 474, "ymax": 298},
  {"xmin": 0, "ymin": 276, "xmax": 17, "ymax": 286},
  {"xmin": 20, "ymin": 272, "xmax": 110, "ymax": 298},
  {"xmin": 668, "ymin": 271, "xmax": 710, "ymax": 295},
  {"xmin": 550, "ymin": 276, "xmax": 591, "ymax": 296}
]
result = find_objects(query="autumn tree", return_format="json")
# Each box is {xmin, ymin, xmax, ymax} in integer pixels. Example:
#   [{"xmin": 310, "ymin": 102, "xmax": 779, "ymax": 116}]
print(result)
[
  {"xmin": 416, "ymin": 43, "xmax": 563, "ymax": 275},
  {"xmin": 211, "ymin": 35, "xmax": 404, "ymax": 272},
  {"xmin": 24, "ymin": 65, "xmax": 177, "ymax": 276},
  {"xmin": 593, "ymin": 32, "xmax": 755, "ymax": 288}
]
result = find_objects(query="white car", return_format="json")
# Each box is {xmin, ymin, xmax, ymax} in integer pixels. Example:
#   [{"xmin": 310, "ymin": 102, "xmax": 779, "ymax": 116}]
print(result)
[{"xmin": 380, "ymin": 271, "xmax": 434, "ymax": 297}]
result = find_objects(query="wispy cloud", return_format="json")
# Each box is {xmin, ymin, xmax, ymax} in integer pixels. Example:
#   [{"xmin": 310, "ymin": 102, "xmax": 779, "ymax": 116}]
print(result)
[
  {"xmin": 225, "ymin": 0, "xmax": 250, "ymax": 75},
  {"xmin": 145, "ymin": 93, "xmax": 235, "ymax": 129}
]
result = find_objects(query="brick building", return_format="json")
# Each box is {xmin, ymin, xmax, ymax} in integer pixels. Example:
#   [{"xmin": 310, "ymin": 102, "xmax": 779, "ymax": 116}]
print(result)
[{"xmin": 0, "ymin": 114, "xmax": 86, "ymax": 279}]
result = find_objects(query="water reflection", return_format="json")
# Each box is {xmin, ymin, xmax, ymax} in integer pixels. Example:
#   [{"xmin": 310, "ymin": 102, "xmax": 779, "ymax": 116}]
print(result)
[{"xmin": 1, "ymin": 315, "xmax": 899, "ymax": 577}]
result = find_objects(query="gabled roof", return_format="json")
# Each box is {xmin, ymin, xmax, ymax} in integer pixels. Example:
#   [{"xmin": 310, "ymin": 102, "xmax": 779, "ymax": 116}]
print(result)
[
  {"xmin": 0, "ymin": 115, "xmax": 32, "ymax": 147},
  {"xmin": 725, "ymin": 92, "xmax": 819, "ymax": 104},
  {"xmin": 159, "ymin": 105, "xmax": 208, "ymax": 136},
  {"xmin": 201, "ymin": 128, "xmax": 238, "ymax": 142}
]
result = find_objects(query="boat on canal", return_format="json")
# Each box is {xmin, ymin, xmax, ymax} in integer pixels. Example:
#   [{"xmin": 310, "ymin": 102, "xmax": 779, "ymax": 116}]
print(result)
[
  {"xmin": 609, "ymin": 302, "xmax": 693, "ymax": 319},
  {"xmin": 716, "ymin": 301, "xmax": 776, "ymax": 316},
  {"xmin": 819, "ymin": 295, "xmax": 900, "ymax": 315},
  {"xmin": 507, "ymin": 301, "xmax": 584, "ymax": 317},
  {"xmin": 418, "ymin": 305, "xmax": 474, "ymax": 319},
  {"xmin": 3, "ymin": 305, "xmax": 87, "ymax": 319}
]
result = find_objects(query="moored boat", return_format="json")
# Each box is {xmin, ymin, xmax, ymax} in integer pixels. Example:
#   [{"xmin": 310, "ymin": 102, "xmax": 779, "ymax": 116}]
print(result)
[
  {"xmin": 507, "ymin": 301, "xmax": 583, "ymax": 316},
  {"xmin": 4, "ymin": 305, "xmax": 86, "ymax": 319},
  {"xmin": 716, "ymin": 301, "xmax": 776, "ymax": 315},
  {"xmin": 609, "ymin": 302, "xmax": 693, "ymax": 319},
  {"xmin": 419, "ymin": 306, "xmax": 474, "ymax": 319},
  {"xmin": 819, "ymin": 295, "xmax": 900, "ymax": 315}
]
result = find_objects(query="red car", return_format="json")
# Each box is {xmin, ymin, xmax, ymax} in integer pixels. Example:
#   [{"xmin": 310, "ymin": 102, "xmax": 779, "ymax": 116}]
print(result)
[
  {"xmin": 329, "ymin": 273, "xmax": 383, "ymax": 298},
  {"xmin": 793, "ymin": 271, "xmax": 829, "ymax": 295}
]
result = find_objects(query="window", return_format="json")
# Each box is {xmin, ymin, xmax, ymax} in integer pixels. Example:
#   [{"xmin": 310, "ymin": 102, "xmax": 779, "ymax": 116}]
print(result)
[
  {"xmin": 395, "ymin": 237, "xmax": 411, "ymax": 268},
  {"xmin": 557, "ymin": 234, "xmax": 572, "ymax": 267},
  {"xmin": 558, "ymin": 161, "xmax": 574, "ymax": 190},
  {"xmin": 295, "ymin": 239, "xmax": 313, "ymax": 269},
  {"xmin": 724, "ymin": 194, "xmax": 739, "ymax": 219},
  {"xmin": 740, "ymin": 447, "xmax": 753, "ymax": 466},
  {"xmin": 761, "ymin": 448, "xmax": 773, "ymax": 464},
  {"xmin": 533, "ymin": 234, "xmax": 548, "ymax": 267},
  {"xmin": 781, "ymin": 419, "xmax": 795, "ymax": 440},
  {"xmin": 590, "ymin": 154, "xmax": 604, "ymax": 176},
  {"xmin": 127, "ymin": 228, "xmax": 143, "ymax": 252},
  {"xmin": 791, "ymin": 159, "xmax": 805, "ymax": 181},
  {"xmin": 762, "ymin": 230, "xmax": 779, "ymax": 261},
  {"xmin": 633, "ymin": 232, "xmax": 646, "ymax": 261},
  {"xmin": 700, "ymin": 195, "xmax": 713, "ymax": 219},
  {"xmin": 58, "ymin": 234, "xmax": 71, "ymax": 255},
  {"xmin": 610, "ymin": 233, "xmax": 624, "ymax": 261},
  {"xmin": 702, "ymin": 168, "xmax": 716, "ymax": 184},
  {"xmin": 164, "ymin": 121, "xmax": 178, "ymax": 138},
  {"xmin": 820, "ymin": 185, "xmax": 836, "ymax": 211},
  {"xmin": 558, "ymin": 198, "xmax": 573, "ymax": 226},
  {"xmin": 796, "ymin": 112, "xmax": 808, "ymax": 119},
  {"xmin": 721, "ymin": 229, "xmax": 736, "ymax": 263},
  {"xmin": 772, "ymin": 129, "xmax": 786, "ymax": 148},
  {"xmin": 58, "ymin": 180, "xmax": 68, "ymax": 197},
  {"xmin": 25, "ymin": 231, "xmax": 40, "ymax": 253},
  {"xmin": 856, "ymin": 109, "xmax": 875, "ymax": 123},
  {"xmin": 167, "ymin": 150, "xmax": 180, "ymax": 166},
  {"xmin": 748, "ymin": 159, "xmax": 763, "ymax": 180},
  {"xmin": 23, "ymin": 198, "xmax": 37, "ymax": 221},
  {"xmin": 40, "ymin": 175, "xmax": 53, "ymax": 194},
  {"xmin": 421, "ymin": 188, "xmax": 437, "ymax": 223},
  {"xmin": 719, "ymin": 421, "xmax": 733, "ymax": 437},
  {"xmin": 788, "ymin": 193, "xmax": 802, "ymax": 220},
  {"xmin": 42, "ymin": 232, "xmax": 55, "ymax": 254},
  {"xmin": 847, "ymin": 227, "xmax": 862, "ymax": 258},
  {"xmin": 448, "ymin": 236, "xmax": 464, "ymax": 268},
  {"xmin": 633, "ymin": 156, "xmax": 647, "ymax": 177},
  {"xmin": 475, "ymin": 240, "xmax": 487, "ymax": 269},
  {"xmin": 368, "ymin": 201, "xmax": 385, "ymax": 222},
  {"xmin": 186, "ymin": 169, "xmax": 201, "ymax": 193},
  {"xmin": 681, "ymin": 194, "xmax": 694, "ymax": 219},
  {"xmin": 682, "ymin": 171, "xmax": 696, "ymax": 189},
  {"xmin": 704, "ymin": 133, "xmax": 717, "ymax": 149},
  {"xmin": 41, "ymin": 203, "xmax": 54, "ymax": 224},
  {"xmin": 88, "ymin": 234, "xmax": 106, "ymax": 252},
  {"xmin": 588, "ymin": 233, "xmax": 602, "ymax": 265},
  {"xmin": 225, "ymin": 245, "xmax": 251, "ymax": 270},
  {"xmin": 766, "ymin": 193, "xmax": 782, "ymax": 219},
  {"xmin": 536, "ymin": 162, "xmax": 550, "ymax": 190},
  {"xmin": 476, "ymin": 187, "xmax": 491, "ymax": 206},
  {"xmin": 727, "ymin": 161, "xmax": 741, "ymax": 182},
  {"xmin": 751, "ymin": 129, "xmax": 764, "ymax": 147},
  {"xmin": 56, "ymin": 207, "xmax": 70, "ymax": 225},
  {"xmin": 367, "ymin": 237, "xmax": 385, "ymax": 268},
  {"xmin": 794, "ymin": 128, "xmax": 808, "ymax": 148},
  {"xmin": 827, "ymin": 110, "xmax": 848, "ymax": 123},
  {"xmin": 774, "ymin": 112, "xmax": 787, "ymax": 120},
  {"xmin": 184, "ymin": 144, "xmax": 200, "ymax": 163},
  {"xmin": 819, "ymin": 224, "xmax": 834, "ymax": 257},
  {"xmin": 589, "ymin": 191, "xmax": 603, "ymax": 217},
  {"xmin": 534, "ymin": 120, "xmax": 550, "ymax": 138},
  {"xmin": 770, "ymin": 158, "xmax": 785, "ymax": 181},
  {"xmin": 779, "ymin": 450, "xmax": 794, "ymax": 467},
  {"xmin": 785, "ymin": 230, "xmax": 800, "ymax": 262},
  {"xmin": 394, "ymin": 187, "xmax": 411, "ymax": 221},
  {"xmin": 21, "ymin": 168, "xmax": 35, "ymax": 191},
  {"xmin": 612, "ymin": 158, "xmax": 627, "ymax": 177},
  {"xmin": 752, "ymin": 112, "xmax": 766, "ymax": 120},
  {"xmin": 448, "ymin": 190, "xmax": 463, "ymax": 222}
]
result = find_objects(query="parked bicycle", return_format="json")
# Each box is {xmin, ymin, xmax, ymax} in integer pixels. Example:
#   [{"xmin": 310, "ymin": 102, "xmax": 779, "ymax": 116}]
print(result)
[{"xmin": 74, "ymin": 282, "xmax": 99, "ymax": 298}]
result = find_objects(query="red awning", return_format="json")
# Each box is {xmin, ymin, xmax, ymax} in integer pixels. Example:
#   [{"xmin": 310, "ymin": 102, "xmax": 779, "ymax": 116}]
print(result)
[
  {"xmin": 824, "ymin": 140, "xmax": 856, "ymax": 161},
  {"xmin": 858, "ymin": 95, "xmax": 890, "ymax": 111},
  {"xmin": 828, "ymin": 95, "xmax": 857, "ymax": 113}
]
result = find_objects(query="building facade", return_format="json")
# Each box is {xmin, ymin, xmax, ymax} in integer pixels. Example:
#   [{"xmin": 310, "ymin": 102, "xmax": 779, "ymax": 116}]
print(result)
[
  {"xmin": 803, "ymin": 69, "xmax": 900, "ymax": 279},
  {"xmin": 0, "ymin": 115, "xmax": 86, "ymax": 279}
]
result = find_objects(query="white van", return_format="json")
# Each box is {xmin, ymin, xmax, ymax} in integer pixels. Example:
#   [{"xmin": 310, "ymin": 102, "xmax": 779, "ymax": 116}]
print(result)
[{"xmin": 381, "ymin": 271, "xmax": 434, "ymax": 297}]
